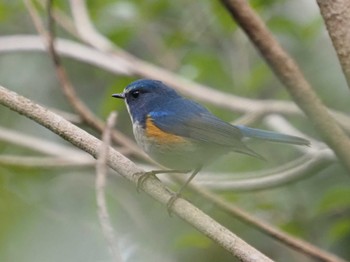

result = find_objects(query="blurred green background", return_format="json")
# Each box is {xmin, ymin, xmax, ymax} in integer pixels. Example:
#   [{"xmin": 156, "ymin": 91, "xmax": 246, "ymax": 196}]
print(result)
[{"xmin": 0, "ymin": 0, "xmax": 349, "ymax": 261}]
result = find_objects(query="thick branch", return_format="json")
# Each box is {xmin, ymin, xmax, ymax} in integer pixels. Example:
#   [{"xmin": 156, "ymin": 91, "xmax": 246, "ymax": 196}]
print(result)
[
  {"xmin": 220, "ymin": 0, "xmax": 350, "ymax": 174},
  {"xmin": 317, "ymin": 0, "xmax": 350, "ymax": 89},
  {"xmin": 0, "ymin": 85, "xmax": 273, "ymax": 262}
]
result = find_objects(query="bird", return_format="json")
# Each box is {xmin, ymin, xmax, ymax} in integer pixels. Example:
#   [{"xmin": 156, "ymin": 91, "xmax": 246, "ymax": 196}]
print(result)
[{"xmin": 112, "ymin": 79, "xmax": 309, "ymax": 210}]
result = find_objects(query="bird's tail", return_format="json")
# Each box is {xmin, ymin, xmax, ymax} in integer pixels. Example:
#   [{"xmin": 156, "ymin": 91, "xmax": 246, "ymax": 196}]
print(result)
[{"xmin": 236, "ymin": 125, "xmax": 310, "ymax": 146}]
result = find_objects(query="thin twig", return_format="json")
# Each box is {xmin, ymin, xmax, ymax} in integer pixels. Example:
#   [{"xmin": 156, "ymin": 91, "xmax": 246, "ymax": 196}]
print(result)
[
  {"xmin": 219, "ymin": 0, "xmax": 350, "ymax": 174},
  {"xmin": 96, "ymin": 111, "xmax": 123, "ymax": 262}
]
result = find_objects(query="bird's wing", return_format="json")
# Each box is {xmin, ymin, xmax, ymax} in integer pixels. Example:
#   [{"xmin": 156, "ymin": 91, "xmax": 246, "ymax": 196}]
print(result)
[{"xmin": 149, "ymin": 98, "xmax": 261, "ymax": 158}]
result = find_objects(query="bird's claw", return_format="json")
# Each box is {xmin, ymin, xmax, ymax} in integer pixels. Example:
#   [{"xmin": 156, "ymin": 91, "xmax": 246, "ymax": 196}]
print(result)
[
  {"xmin": 166, "ymin": 192, "xmax": 181, "ymax": 216},
  {"xmin": 135, "ymin": 171, "xmax": 156, "ymax": 192}
]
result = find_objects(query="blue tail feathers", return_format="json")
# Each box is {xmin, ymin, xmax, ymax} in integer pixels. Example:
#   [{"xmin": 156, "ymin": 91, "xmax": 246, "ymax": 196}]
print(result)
[{"xmin": 236, "ymin": 125, "xmax": 310, "ymax": 146}]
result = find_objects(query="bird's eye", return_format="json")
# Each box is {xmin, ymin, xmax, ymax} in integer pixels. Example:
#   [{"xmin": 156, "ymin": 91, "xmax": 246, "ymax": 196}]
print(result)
[{"xmin": 131, "ymin": 90, "xmax": 140, "ymax": 99}]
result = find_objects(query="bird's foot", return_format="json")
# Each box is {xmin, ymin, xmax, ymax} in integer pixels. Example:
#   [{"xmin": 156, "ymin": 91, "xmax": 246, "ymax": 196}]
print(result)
[
  {"xmin": 135, "ymin": 169, "xmax": 190, "ymax": 192},
  {"xmin": 135, "ymin": 171, "xmax": 157, "ymax": 192},
  {"xmin": 166, "ymin": 192, "xmax": 181, "ymax": 216}
]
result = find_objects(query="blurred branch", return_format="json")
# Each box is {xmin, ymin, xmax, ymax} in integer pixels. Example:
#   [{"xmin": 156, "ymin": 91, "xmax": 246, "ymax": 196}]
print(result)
[
  {"xmin": 317, "ymin": 0, "xmax": 350, "ymax": 90},
  {"xmin": 220, "ymin": 0, "xmax": 350, "ymax": 174},
  {"xmin": 0, "ymin": 85, "xmax": 274, "ymax": 262},
  {"xmin": 96, "ymin": 111, "xmax": 123, "ymax": 262},
  {"xmin": 194, "ymin": 150, "xmax": 333, "ymax": 191},
  {"xmin": 2, "ymin": 34, "xmax": 350, "ymax": 134},
  {"xmin": 0, "ymin": 35, "xmax": 132, "ymax": 74},
  {"xmin": 69, "ymin": 0, "xmax": 117, "ymax": 52},
  {"xmin": 0, "ymin": 126, "xmax": 88, "ymax": 158},
  {"xmin": 0, "ymin": 155, "xmax": 93, "ymax": 168},
  {"xmin": 48, "ymin": 108, "xmax": 82, "ymax": 123},
  {"xmin": 35, "ymin": 0, "xmax": 78, "ymax": 36}
]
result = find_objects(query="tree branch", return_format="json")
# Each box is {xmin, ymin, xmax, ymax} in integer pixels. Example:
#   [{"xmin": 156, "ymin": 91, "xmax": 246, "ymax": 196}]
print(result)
[
  {"xmin": 0, "ymin": 85, "xmax": 274, "ymax": 262},
  {"xmin": 317, "ymin": 0, "xmax": 350, "ymax": 89},
  {"xmin": 220, "ymin": 0, "xmax": 350, "ymax": 174}
]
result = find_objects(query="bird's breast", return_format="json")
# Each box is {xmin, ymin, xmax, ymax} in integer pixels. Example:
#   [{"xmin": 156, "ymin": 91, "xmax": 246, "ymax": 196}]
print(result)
[{"xmin": 132, "ymin": 119, "xmax": 203, "ymax": 169}]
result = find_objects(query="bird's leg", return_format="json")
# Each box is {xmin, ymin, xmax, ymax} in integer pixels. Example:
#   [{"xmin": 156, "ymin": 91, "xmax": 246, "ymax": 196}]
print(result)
[
  {"xmin": 136, "ymin": 169, "xmax": 190, "ymax": 192},
  {"xmin": 167, "ymin": 165, "xmax": 202, "ymax": 215}
]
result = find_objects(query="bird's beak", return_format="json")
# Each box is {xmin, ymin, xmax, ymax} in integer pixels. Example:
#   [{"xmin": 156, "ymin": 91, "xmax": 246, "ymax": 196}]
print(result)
[{"xmin": 112, "ymin": 93, "xmax": 125, "ymax": 99}]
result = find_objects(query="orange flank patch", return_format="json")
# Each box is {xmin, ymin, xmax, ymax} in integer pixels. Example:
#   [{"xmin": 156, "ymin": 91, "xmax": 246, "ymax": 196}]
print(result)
[{"xmin": 146, "ymin": 116, "xmax": 187, "ymax": 144}]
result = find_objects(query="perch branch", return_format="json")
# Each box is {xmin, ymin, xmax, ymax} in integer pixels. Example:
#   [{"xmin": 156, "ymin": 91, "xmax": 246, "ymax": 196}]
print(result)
[{"xmin": 0, "ymin": 85, "xmax": 274, "ymax": 262}]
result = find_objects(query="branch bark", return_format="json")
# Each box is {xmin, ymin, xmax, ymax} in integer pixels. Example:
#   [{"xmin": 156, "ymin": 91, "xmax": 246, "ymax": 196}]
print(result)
[
  {"xmin": 0, "ymin": 85, "xmax": 274, "ymax": 262},
  {"xmin": 317, "ymin": 0, "xmax": 350, "ymax": 89},
  {"xmin": 220, "ymin": 0, "xmax": 350, "ymax": 174}
]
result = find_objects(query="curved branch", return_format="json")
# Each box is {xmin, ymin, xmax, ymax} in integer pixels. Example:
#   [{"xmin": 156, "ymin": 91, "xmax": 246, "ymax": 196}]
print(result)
[
  {"xmin": 0, "ymin": 85, "xmax": 273, "ymax": 262},
  {"xmin": 194, "ymin": 150, "xmax": 334, "ymax": 191}
]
